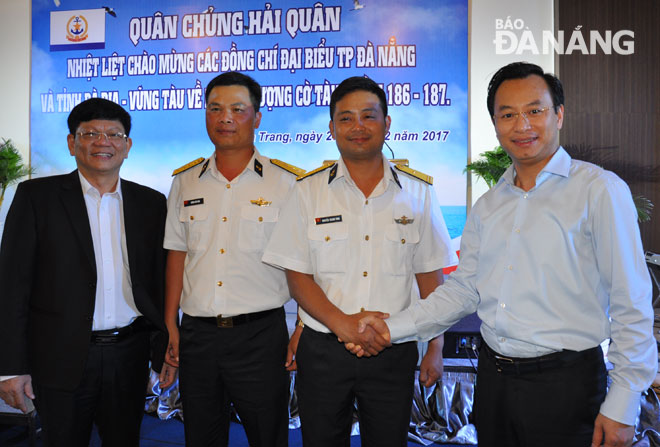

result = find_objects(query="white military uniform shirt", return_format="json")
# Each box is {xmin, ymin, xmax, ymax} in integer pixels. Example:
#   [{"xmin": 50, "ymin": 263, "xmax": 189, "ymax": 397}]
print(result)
[
  {"xmin": 263, "ymin": 154, "xmax": 457, "ymax": 333},
  {"xmin": 164, "ymin": 149, "xmax": 297, "ymax": 317}
]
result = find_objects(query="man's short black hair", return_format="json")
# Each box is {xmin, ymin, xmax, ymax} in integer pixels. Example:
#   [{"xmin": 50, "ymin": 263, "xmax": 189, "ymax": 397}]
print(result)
[
  {"xmin": 330, "ymin": 76, "xmax": 388, "ymax": 120},
  {"xmin": 205, "ymin": 71, "xmax": 262, "ymax": 112},
  {"xmin": 487, "ymin": 62, "xmax": 564, "ymax": 117},
  {"xmin": 67, "ymin": 98, "xmax": 131, "ymax": 136}
]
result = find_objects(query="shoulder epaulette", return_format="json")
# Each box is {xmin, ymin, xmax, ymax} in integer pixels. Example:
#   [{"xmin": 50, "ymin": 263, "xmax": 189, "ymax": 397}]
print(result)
[
  {"xmin": 296, "ymin": 162, "xmax": 335, "ymax": 181},
  {"xmin": 172, "ymin": 157, "xmax": 205, "ymax": 176},
  {"xmin": 394, "ymin": 164, "xmax": 433, "ymax": 185},
  {"xmin": 270, "ymin": 159, "xmax": 306, "ymax": 177}
]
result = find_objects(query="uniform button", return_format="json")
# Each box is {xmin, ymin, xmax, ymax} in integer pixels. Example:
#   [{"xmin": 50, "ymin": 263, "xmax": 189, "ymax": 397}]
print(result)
[
  {"xmin": 515, "ymin": 228, "xmax": 520, "ymax": 233},
  {"xmin": 222, "ymin": 217, "xmax": 228, "ymax": 222},
  {"xmin": 500, "ymin": 337, "xmax": 506, "ymax": 342},
  {"xmin": 190, "ymin": 216, "xmax": 195, "ymax": 220},
  {"xmin": 401, "ymin": 238, "xmax": 406, "ymax": 244},
  {"xmin": 217, "ymin": 281, "xmax": 223, "ymax": 286},
  {"xmin": 523, "ymin": 194, "xmax": 528, "ymax": 199},
  {"xmin": 220, "ymin": 248, "xmax": 225, "ymax": 254},
  {"xmin": 226, "ymin": 184, "xmax": 231, "ymax": 189},
  {"xmin": 88, "ymin": 283, "xmax": 96, "ymax": 289},
  {"xmin": 258, "ymin": 217, "xmax": 263, "ymax": 222},
  {"xmin": 365, "ymin": 199, "xmax": 369, "ymax": 205},
  {"xmin": 508, "ymin": 265, "xmax": 513, "ymax": 270},
  {"xmin": 325, "ymin": 236, "xmax": 330, "ymax": 241},
  {"xmin": 363, "ymin": 271, "xmax": 368, "ymax": 277},
  {"xmin": 364, "ymin": 235, "xmax": 369, "ymax": 241},
  {"xmin": 500, "ymin": 303, "xmax": 506, "ymax": 308}
]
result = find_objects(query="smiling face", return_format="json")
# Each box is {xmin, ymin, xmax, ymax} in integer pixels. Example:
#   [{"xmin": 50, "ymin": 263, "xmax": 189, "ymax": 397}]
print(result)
[
  {"xmin": 329, "ymin": 90, "xmax": 391, "ymax": 162},
  {"xmin": 67, "ymin": 119, "xmax": 131, "ymax": 180},
  {"xmin": 205, "ymin": 85, "xmax": 261, "ymax": 153},
  {"xmin": 493, "ymin": 74, "xmax": 564, "ymax": 172}
]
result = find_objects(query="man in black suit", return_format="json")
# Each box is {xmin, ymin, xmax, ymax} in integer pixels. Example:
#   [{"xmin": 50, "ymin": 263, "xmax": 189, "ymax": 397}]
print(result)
[{"xmin": 0, "ymin": 98, "xmax": 177, "ymax": 447}]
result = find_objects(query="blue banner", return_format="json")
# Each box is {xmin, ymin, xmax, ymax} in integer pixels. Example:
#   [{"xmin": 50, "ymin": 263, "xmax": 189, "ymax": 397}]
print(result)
[{"xmin": 31, "ymin": 0, "xmax": 468, "ymax": 238}]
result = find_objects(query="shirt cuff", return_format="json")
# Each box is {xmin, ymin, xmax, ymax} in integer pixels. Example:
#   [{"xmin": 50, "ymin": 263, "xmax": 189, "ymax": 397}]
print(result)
[
  {"xmin": 163, "ymin": 239, "xmax": 187, "ymax": 251},
  {"xmin": 0, "ymin": 375, "xmax": 18, "ymax": 381},
  {"xmin": 387, "ymin": 310, "xmax": 419, "ymax": 344},
  {"xmin": 599, "ymin": 382, "xmax": 642, "ymax": 425},
  {"xmin": 262, "ymin": 252, "xmax": 313, "ymax": 275}
]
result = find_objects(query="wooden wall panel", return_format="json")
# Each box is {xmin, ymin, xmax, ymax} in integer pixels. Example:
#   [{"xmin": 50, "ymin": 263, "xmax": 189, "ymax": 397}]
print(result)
[{"xmin": 557, "ymin": 0, "xmax": 660, "ymax": 252}]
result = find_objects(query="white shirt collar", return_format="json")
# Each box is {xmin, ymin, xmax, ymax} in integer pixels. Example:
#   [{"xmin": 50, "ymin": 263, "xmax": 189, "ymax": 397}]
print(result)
[{"xmin": 78, "ymin": 171, "xmax": 122, "ymax": 199}]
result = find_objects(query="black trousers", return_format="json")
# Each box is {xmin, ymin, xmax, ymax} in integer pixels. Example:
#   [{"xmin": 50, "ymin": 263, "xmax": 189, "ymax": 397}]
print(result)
[
  {"xmin": 179, "ymin": 308, "xmax": 289, "ymax": 447},
  {"xmin": 474, "ymin": 343, "xmax": 607, "ymax": 447},
  {"xmin": 296, "ymin": 327, "xmax": 418, "ymax": 447},
  {"xmin": 32, "ymin": 330, "xmax": 151, "ymax": 447}
]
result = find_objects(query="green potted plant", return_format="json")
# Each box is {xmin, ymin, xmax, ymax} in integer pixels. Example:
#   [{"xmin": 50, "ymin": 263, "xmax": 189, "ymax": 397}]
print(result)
[
  {"xmin": 0, "ymin": 138, "xmax": 33, "ymax": 210},
  {"xmin": 466, "ymin": 145, "xmax": 655, "ymax": 222}
]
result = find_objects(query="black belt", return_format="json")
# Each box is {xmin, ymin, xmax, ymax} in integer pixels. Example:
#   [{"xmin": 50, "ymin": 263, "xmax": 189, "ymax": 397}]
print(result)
[
  {"xmin": 90, "ymin": 317, "xmax": 148, "ymax": 345},
  {"xmin": 190, "ymin": 307, "xmax": 281, "ymax": 328},
  {"xmin": 482, "ymin": 343, "xmax": 601, "ymax": 375}
]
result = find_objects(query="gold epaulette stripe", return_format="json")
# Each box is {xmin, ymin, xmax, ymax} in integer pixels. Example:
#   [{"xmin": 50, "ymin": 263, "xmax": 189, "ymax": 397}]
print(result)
[
  {"xmin": 172, "ymin": 157, "xmax": 205, "ymax": 176},
  {"xmin": 296, "ymin": 162, "xmax": 335, "ymax": 181},
  {"xmin": 394, "ymin": 164, "xmax": 433, "ymax": 185},
  {"xmin": 270, "ymin": 159, "xmax": 306, "ymax": 177}
]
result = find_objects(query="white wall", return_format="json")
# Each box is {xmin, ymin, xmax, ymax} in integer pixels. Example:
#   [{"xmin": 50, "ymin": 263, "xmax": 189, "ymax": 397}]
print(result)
[
  {"xmin": 469, "ymin": 0, "xmax": 555, "ymax": 205},
  {"xmin": 0, "ymin": 0, "xmax": 31, "ymax": 232}
]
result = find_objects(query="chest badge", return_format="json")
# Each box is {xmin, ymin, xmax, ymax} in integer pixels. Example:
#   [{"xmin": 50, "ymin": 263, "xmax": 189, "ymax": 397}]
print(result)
[
  {"xmin": 315, "ymin": 215, "xmax": 342, "ymax": 225},
  {"xmin": 184, "ymin": 198, "xmax": 204, "ymax": 207},
  {"xmin": 394, "ymin": 215, "xmax": 414, "ymax": 225},
  {"xmin": 250, "ymin": 197, "xmax": 272, "ymax": 207}
]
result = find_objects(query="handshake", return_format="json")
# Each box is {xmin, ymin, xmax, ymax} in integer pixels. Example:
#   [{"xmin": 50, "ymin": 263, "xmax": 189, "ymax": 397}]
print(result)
[{"xmin": 338, "ymin": 311, "xmax": 393, "ymax": 357}]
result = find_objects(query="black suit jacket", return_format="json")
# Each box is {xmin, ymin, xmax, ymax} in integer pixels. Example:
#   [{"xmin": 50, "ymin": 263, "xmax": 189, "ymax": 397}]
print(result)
[{"xmin": 0, "ymin": 170, "xmax": 168, "ymax": 391}]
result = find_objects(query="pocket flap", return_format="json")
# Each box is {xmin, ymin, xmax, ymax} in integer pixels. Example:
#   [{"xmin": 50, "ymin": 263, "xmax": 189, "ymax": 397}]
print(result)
[
  {"xmin": 307, "ymin": 222, "xmax": 349, "ymax": 242},
  {"xmin": 179, "ymin": 204, "xmax": 209, "ymax": 222},
  {"xmin": 384, "ymin": 224, "xmax": 420, "ymax": 245},
  {"xmin": 240, "ymin": 205, "xmax": 279, "ymax": 222}
]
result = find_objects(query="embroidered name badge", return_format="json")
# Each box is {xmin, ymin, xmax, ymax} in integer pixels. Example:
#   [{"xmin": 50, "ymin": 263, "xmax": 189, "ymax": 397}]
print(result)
[
  {"xmin": 184, "ymin": 198, "xmax": 204, "ymax": 207},
  {"xmin": 315, "ymin": 215, "xmax": 342, "ymax": 225}
]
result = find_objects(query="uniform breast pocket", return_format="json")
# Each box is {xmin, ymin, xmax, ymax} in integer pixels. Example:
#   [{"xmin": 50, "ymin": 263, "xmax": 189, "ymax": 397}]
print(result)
[
  {"xmin": 179, "ymin": 205, "xmax": 210, "ymax": 251},
  {"xmin": 308, "ymin": 223, "xmax": 349, "ymax": 273},
  {"xmin": 238, "ymin": 205, "xmax": 279, "ymax": 252},
  {"xmin": 381, "ymin": 224, "xmax": 420, "ymax": 275}
]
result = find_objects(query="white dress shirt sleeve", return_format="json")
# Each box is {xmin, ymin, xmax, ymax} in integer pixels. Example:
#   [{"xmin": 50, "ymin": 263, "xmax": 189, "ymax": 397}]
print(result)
[
  {"xmin": 592, "ymin": 174, "xmax": 657, "ymax": 425},
  {"xmin": 163, "ymin": 177, "xmax": 188, "ymax": 252},
  {"xmin": 411, "ymin": 186, "xmax": 457, "ymax": 273},
  {"xmin": 262, "ymin": 184, "xmax": 314, "ymax": 274}
]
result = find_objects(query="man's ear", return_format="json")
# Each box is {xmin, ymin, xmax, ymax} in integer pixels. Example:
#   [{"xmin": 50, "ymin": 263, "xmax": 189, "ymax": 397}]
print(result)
[
  {"xmin": 328, "ymin": 120, "xmax": 336, "ymax": 140},
  {"xmin": 254, "ymin": 111, "xmax": 262, "ymax": 129},
  {"xmin": 67, "ymin": 134, "xmax": 76, "ymax": 156}
]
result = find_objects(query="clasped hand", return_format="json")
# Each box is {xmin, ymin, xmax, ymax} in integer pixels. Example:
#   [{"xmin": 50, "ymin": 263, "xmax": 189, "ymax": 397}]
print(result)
[{"xmin": 340, "ymin": 312, "xmax": 392, "ymax": 357}]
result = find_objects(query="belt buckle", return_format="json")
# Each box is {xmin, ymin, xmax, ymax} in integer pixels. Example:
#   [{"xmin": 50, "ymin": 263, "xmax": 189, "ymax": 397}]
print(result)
[
  {"xmin": 216, "ymin": 315, "xmax": 233, "ymax": 328},
  {"xmin": 93, "ymin": 331, "xmax": 120, "ymax": 345},
  {"xmin": 494, "ymin": 354, "xmax": 514, "ymax": 373}
]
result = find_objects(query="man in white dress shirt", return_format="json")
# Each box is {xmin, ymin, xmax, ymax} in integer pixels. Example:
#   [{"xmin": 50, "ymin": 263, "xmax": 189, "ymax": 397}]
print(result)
[
  {"xmin": 263, "ymin": 76, "xmax": 457, "ymax": 446},
  {"xmin": 0, "ymin": 98, "xmax": 176, "ymax": 447},
  {"xmin": 164, "ymin": 72, "xmax": 302, "ymax": 447},
  {"xmin": 356, "ymin": 62, "xmax": 656, "ymax": 447}
]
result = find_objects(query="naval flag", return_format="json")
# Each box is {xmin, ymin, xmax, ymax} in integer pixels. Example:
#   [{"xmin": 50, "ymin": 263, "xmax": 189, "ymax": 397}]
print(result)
[{"xmin": 50, "ymin": 9, "xmax": 106, "ymax": 51}]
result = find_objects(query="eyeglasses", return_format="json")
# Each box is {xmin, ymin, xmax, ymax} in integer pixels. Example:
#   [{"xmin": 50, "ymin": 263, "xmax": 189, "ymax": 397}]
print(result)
[
  {"xmin": 494, "ymin": 107, "xmax": 553, "ymax": 125},
  {"xmin": 76, "ymin": 131, "xmax": 128, "ymax": 143}
]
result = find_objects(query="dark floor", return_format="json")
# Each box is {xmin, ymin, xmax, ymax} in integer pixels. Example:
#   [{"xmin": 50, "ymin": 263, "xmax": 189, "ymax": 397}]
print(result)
[{"xmin": 0, "ymin": 413, "xmax": 474, "ymax": 446}]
